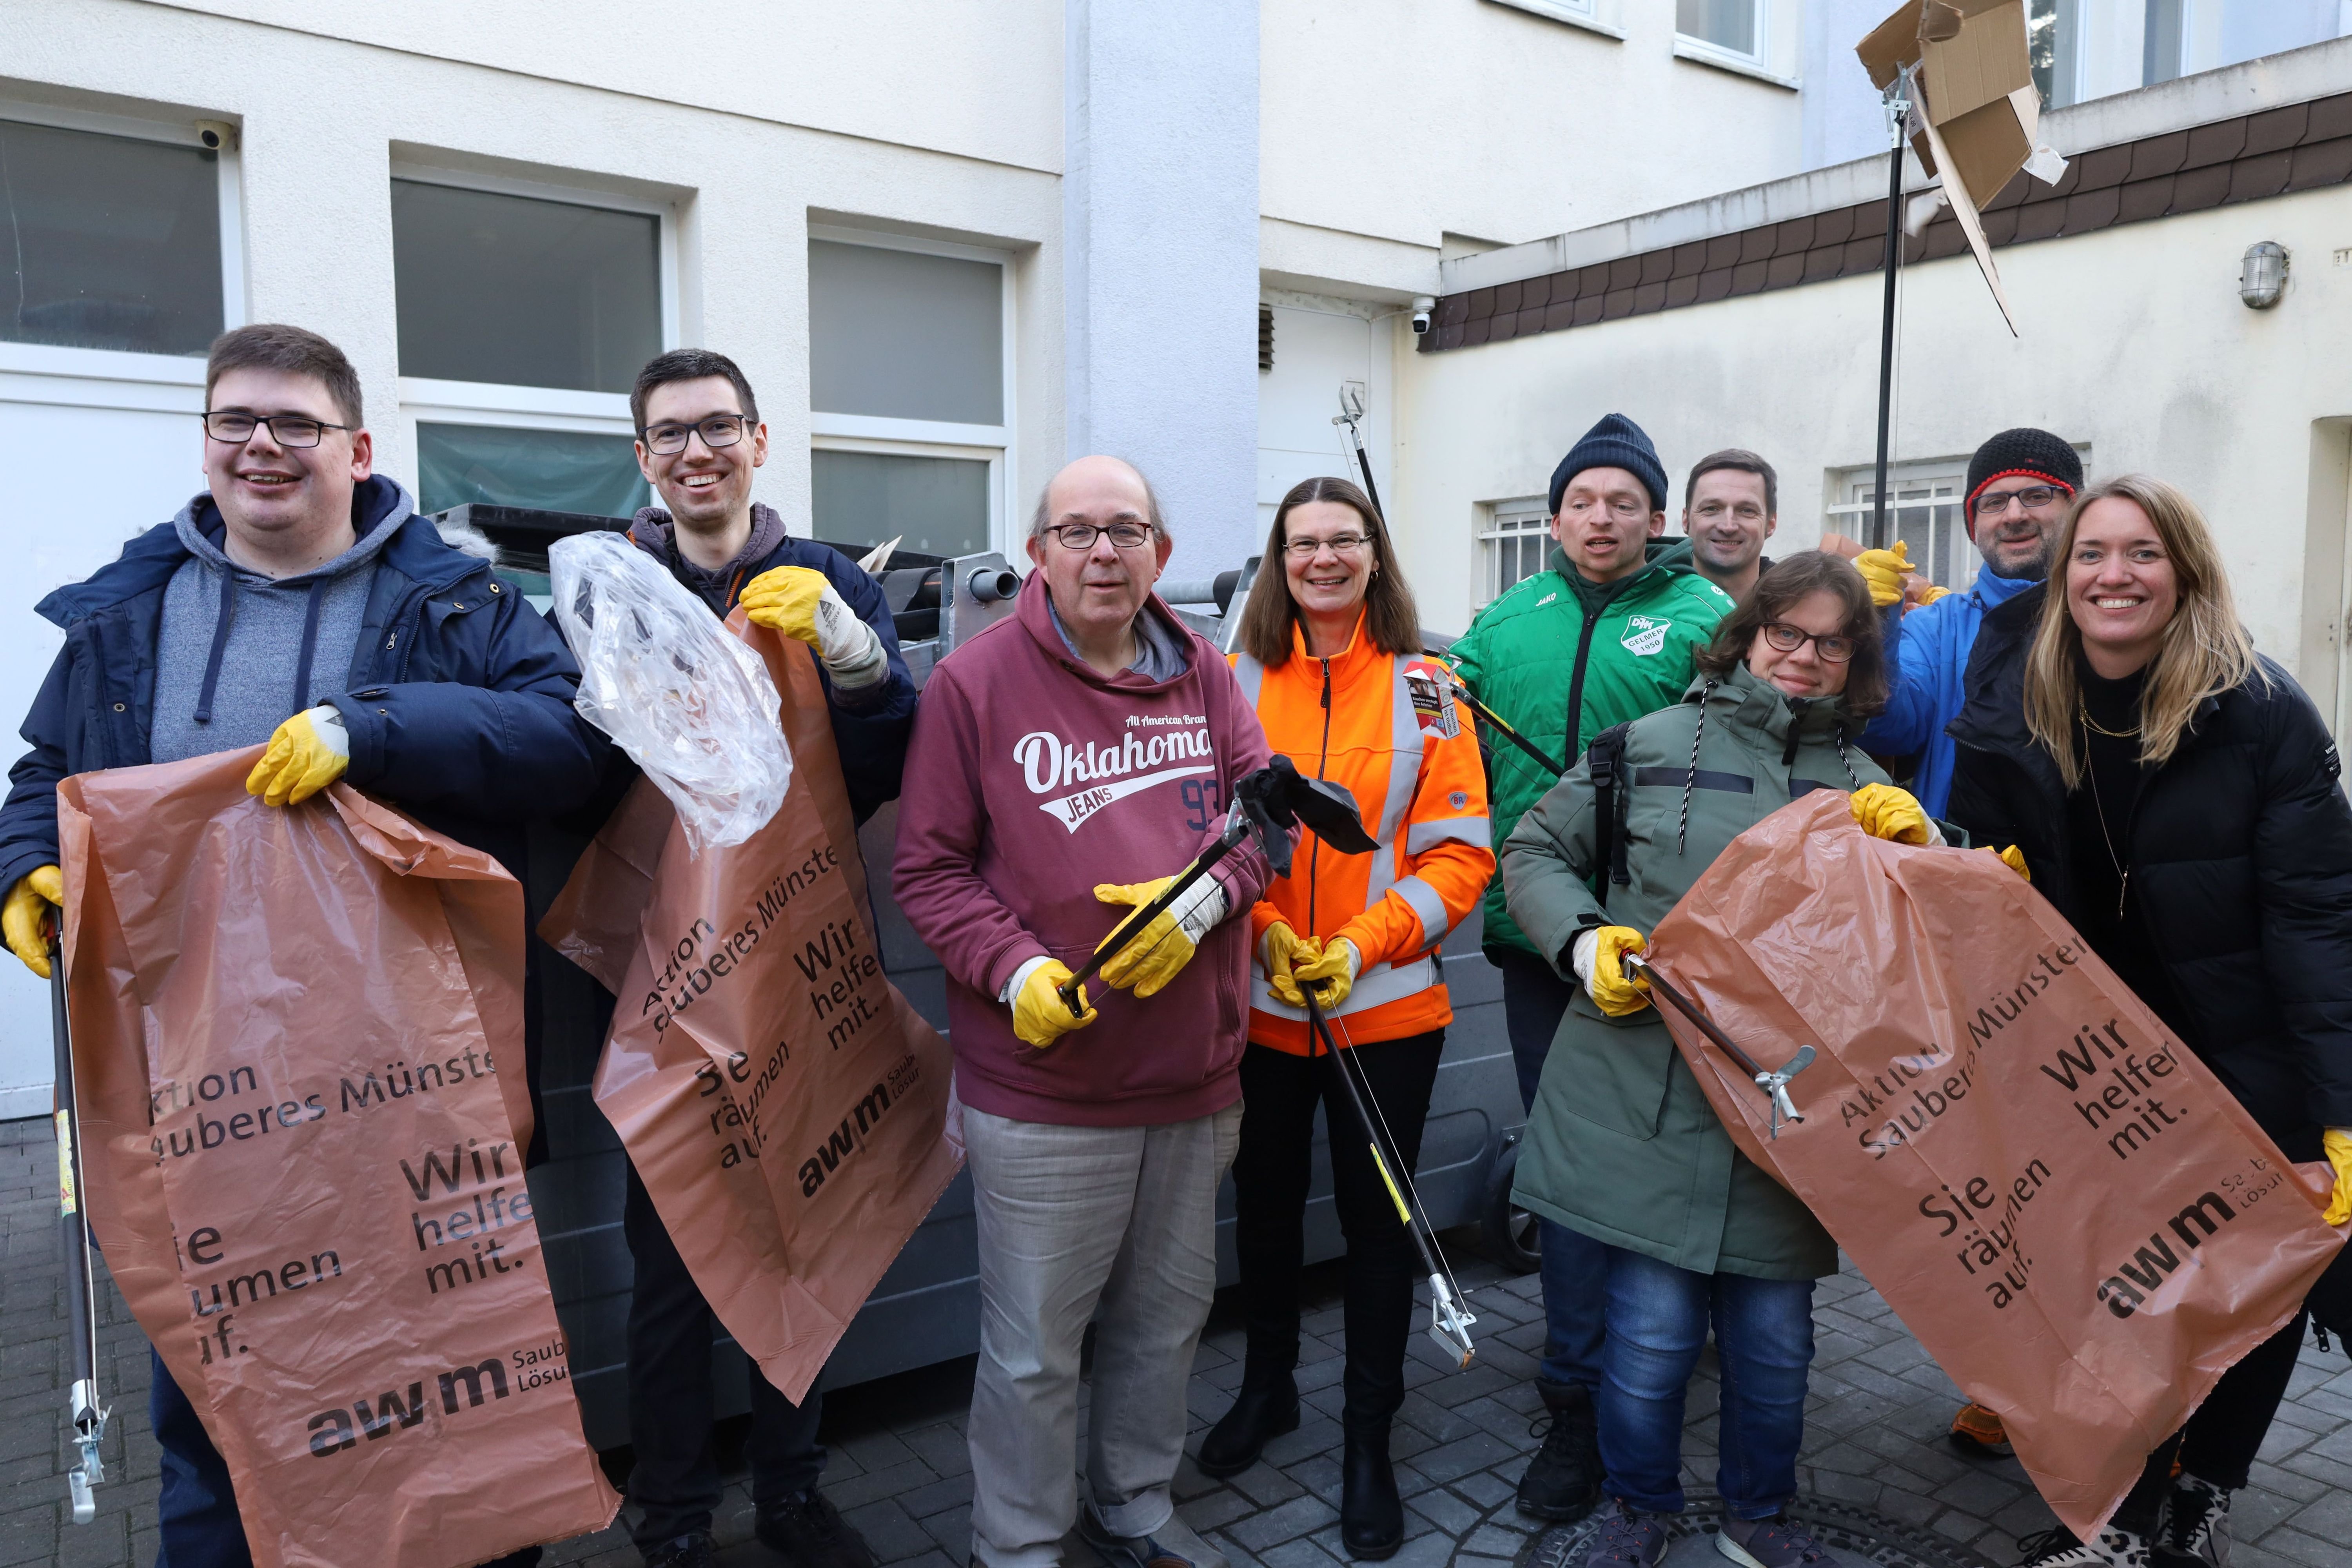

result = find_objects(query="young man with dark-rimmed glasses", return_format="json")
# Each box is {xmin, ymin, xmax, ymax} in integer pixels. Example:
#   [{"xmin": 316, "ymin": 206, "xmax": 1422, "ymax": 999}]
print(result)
[{"xmin": 588, "ymin": 348, "xmax": 914, "ymax": 1568}]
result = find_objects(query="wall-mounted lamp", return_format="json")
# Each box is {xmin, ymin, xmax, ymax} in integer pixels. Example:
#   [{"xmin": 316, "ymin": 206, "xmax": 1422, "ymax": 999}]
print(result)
[{"xmin": 2240, "ymin": 241, "xmax": 2289, "ymax": 309}]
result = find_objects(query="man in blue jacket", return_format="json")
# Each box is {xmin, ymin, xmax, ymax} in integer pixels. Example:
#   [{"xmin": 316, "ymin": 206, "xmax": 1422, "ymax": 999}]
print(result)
[
  {"xmin": 607, "ymin": 349, "xmax": 915, "ymax": 1568},
  {"xmin": 0, "ymin": 322, "xmax": 606, "ymax": 1568},
  {"xmin": 1856, "ymin": 428, "xmax": 2082, "ymax": 817}
]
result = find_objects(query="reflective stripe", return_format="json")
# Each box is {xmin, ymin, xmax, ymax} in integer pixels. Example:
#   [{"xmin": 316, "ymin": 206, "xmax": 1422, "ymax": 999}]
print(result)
[
  {"xmin": 1232, "ymin": 652, "xmax": 1265, "ymax": 707},
  {"xmin": 1391, "ymin": 874, "xmax": 1448, "ymax": 950},
  {"xmin": 1358, "ymin": 663, "xmax": 1426, "ymax": 915},
  {"xmin": 1405, "ymin": 816, "xmax": 1489, "ymax": 853},
  {"xmin": 1251, "ymin": 952, "xmax": 1440, "ymax": 1021}
]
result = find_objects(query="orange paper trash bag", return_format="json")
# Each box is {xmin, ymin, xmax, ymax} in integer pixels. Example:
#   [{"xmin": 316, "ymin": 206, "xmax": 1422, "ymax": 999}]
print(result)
[
  {"xmin": 539, "ymin": 619, "xmax": 961, "ymax": 1405},
  {"xmin": 1642, "ymin": 792, "xmax": 2345, "ymax": 1539},
  {"xmin": 56, "ymin": 749, "xmax": 620, "ymax": 1568}
]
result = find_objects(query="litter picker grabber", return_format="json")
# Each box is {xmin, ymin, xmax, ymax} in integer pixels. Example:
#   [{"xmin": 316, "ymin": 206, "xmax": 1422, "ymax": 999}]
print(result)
[
  {"xmin": 1059, "ymin": 757, "xmax": 1381, "ymax": 1016},
  {"xmin": 1332, "ymin": 388, "xmax": 1570, "ymax": 784},
  {"xmin": 1300, "ymin": 988, "xmax": 1478, "ymax": 1368},
  {"xmin": 49, "ymin": 931, "xmax": 108, "ymax": 1523},
  {"xmin": 1621, "ymin": 951, "xmax": 1815, "ymax": 1140}
]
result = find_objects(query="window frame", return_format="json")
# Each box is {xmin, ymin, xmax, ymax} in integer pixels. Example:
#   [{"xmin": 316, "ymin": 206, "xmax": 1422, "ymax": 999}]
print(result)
[
  {"xmin": 390, "ymin": 160, "xmax": 678, "ymax": 514},
  {"xmin": 1673, "ymin": 0, "xmax": 1781, "ymax": 77},
  {"xmin": 1475, "ymin": 496, "xmax": 1555, "ymax": 612},
  {"xmin": 1484, "ymin": 0, "xmax": 1625, "ymax": 41},
  {"xmin": 808, "ymin": 223, "xmax": 1016, "ymax": 556},
  {"xmin": 0, "ymin": 94, "xmax": 248, "ymax": 413},
  {"xmin": 1824, "ymin": 457, "xmax": 1973, "ymax": 591}
]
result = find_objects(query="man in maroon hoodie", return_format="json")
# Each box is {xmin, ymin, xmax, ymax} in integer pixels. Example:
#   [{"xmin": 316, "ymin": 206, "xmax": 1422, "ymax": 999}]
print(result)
[{"xmin": 895, "ymin": 456, "xmax": 1273, "ymax": 1568}]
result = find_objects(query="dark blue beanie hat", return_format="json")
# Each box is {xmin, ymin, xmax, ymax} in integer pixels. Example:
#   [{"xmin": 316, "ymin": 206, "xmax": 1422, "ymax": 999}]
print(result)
[{"xmin": 1549, "ymin": 413, "xmax": 1668, "ymax": 516}]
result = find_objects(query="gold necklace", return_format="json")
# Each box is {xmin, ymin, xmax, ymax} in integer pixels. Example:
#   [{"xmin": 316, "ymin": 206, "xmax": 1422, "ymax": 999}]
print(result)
[
  {"xmin": 2076, "ymin": 698, "xmax": 2141, "ymax": 739},
  {"xmin": 2077, "ymin": 713, "xmax": 2132, "ymax": 920}
]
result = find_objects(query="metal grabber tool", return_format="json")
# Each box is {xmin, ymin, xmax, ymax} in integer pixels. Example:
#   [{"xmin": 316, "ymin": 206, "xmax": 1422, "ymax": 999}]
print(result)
[
  {"xmin": 1622, "ymin": 952, "xmax": 1815, "ymax": 1140},
  {"xmin": 1058, "ymin": 757, "xmax": 1381, "ymax": 1016},
  {"xmin": 1301, "ymin": 988, "xmax": 1478, "ymax": 1367},
  {"xmin": 49, "ymin": 929, "xmax": 109, "ymax": 1523}
]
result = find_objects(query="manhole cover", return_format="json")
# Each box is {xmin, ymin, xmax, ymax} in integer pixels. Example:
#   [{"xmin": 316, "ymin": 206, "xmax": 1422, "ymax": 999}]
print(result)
[{"xmin": 1519, "ymin": 1495, "xmax": 2000, "ymax": 1568}]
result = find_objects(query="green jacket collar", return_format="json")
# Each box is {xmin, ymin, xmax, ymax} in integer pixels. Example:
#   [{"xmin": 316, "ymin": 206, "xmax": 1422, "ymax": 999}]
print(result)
[
  {"xmin": 1547, "ymin": 535, "xmax": 1696, "ymax": 617},
  {"xmin": 1695, "ymin": 662, "xmax": 1862, "ymax": 752}
]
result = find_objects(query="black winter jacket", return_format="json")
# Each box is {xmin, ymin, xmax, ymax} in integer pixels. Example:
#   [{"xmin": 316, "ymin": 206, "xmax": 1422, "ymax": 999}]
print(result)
[{"xmin": 1946, "ymin": 584, "xmax": 2352, "ymax": 1149}]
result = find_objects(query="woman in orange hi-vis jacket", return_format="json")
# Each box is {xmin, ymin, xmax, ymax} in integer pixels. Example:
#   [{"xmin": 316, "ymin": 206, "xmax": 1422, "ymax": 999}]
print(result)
[{"xmin": 1198, "ymin": 475, "xmax": 1494, "ymax": 1557}]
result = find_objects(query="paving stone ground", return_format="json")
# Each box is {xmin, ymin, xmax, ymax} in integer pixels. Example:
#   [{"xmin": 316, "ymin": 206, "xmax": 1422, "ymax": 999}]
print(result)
[{"xmin": 7, "ymin": 1114, "xmax": 2349, "ymax": 1568}]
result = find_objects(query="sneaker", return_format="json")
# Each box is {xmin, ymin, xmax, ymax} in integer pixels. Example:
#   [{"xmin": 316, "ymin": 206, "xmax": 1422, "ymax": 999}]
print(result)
[
  {"xmin": 642, "ymin": 1534, "xmax": 717, "ymax": 1568},
  {"xmin": 1717, "ymin": 1510, "xmax": 1833, "ymax": 1567},
  {"xmin": 1584, "ymin": 1499, "xmax": 1671, "ymax": 1568},
  {"xmin": 2154, "ymin": 1474, "xmax": 2230, "ymax": 1566},
  {"xmin": 757, "ymin": 1490, "xmax": 878, "ymax": 1568},
  {"xmin": 1078, "ymin": 1504, "xmax": 1229, "ymax": 1568},
  {"xmin": 2014, "ymin": 1525, "xmax": 2154, "ymax": 1567},
  {"xmin": 1518, "ymin": 1379, "xmax": 1603, "ymax": 1521},
  {"xmin": 1950, "ymin": 1401, "xmax": 2015, "ymax": 1457}
]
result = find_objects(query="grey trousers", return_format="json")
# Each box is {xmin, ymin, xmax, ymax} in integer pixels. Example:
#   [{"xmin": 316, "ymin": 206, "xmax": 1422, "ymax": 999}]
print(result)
[{"xmin": 964, "ymin": 1101, "xmax": 1244, "ymax": 1568}]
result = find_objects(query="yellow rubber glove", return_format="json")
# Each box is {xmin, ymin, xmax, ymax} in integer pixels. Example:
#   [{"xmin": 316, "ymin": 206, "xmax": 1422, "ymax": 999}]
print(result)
[
  {"xmin": 1851, "ymin": 782, "xmax": 1931, "ymax": 845},
  {"xmin": 1576, "ymin": 926, "xmax": 1652, "ymax": 1017},
  {"xmin": 1984, "ymin": 844, "xmax": 2031, "ymax": 881},
  {"xmin": 1013, "ymin": 959, "xmax": 1097, "ymax": 1050},
  {"xmin": 1918, "ymin": 583, "xmax": 1953, "ymax": 606},
  {"xmin": 1853, "ymin": 541, "xmax": 1911, "ymax": 608},
  {"xmin": 740, "ymin": 565, "xmax": 881, "ymax": 675},
  {"xmin": 1277, "ymin": 937, "xmax": 1360, "ymax": 1010},
  {"xmin": 1094, "ymin": 874, "xmax": 1228, "ymax": 999},
  {"xmin": 245, "ymin": 706, "xmax": 349, "ymax": 806},
  {"xmin": 3, "ymin": 865, "xmax": 63, "ymax": 979},
  {"xmin": 1261, "ymin": 921, "xmax": 1316, "ymax": 999},
  {"xmin": 2321, "ymin": 1129, "xmax": 2352, "ymax": 1227}
]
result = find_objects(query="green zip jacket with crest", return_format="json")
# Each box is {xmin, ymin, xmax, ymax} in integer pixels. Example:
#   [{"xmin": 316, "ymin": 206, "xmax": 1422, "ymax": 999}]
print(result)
[
  {"xmin": 1447, "ymin": 537, "xmax": 1733, "ymax": 957},
  {"xmin": 1499, "ymin": 663, "xmax": 1889, "ymax": 1279}
]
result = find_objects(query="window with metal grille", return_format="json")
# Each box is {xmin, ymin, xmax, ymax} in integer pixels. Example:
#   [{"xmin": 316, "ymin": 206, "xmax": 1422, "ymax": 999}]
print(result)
[
  {"xmin": 1477, "ymin": 499, "xmax": 1553, "ymax": 609},
  {"xmin": 1826, "ymin": 459, "xmax": 1970, "ymax": 590}
]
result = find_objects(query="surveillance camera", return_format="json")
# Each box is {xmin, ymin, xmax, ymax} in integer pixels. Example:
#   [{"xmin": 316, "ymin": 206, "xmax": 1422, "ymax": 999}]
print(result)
[
  {"xmin": 195, "ymin": 120, "xmax": 236, "ymax": 152},
  {"xmin": 1410, "ymin": 295, "xmax": 1436, "ymax": 336}
]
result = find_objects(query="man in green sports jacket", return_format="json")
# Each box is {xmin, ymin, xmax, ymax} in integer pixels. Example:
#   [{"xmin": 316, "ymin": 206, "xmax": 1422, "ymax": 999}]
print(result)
[{"xmin": 1446, "ymin": 412, "xmax": 1731, "ymax": 1524}]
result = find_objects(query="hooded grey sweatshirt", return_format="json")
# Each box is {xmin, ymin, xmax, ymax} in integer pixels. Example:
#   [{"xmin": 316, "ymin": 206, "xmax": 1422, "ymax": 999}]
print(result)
[{"xmin": 149, "ymin": 485, "xmax": 408, "ymax": 764}]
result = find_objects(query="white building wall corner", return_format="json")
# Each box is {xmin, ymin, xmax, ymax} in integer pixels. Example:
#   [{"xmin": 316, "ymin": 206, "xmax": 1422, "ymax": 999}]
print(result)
[{"xmin": 1062, "ymin": 0, "xmax": 1261, "ymax": 577}]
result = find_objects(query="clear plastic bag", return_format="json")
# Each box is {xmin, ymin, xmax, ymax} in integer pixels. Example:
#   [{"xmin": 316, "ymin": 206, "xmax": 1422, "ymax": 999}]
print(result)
[{"xmin": 549, "ymin": 531, "xmax": 792, "ymax": 856}]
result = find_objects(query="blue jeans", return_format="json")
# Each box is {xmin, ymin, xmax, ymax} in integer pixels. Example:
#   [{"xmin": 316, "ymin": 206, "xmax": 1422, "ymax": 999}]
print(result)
[
  {"xmin": 1498, "ymin": 948, "xmax": 1607, "ymax": 1390},
  {"xmin": 151, "ymin": 1348, "xmax": 544, "ymax": 1568},
  {"xmin": 1597, "ymin": 1247, "xmax": 1816, "ymax": 1517}
]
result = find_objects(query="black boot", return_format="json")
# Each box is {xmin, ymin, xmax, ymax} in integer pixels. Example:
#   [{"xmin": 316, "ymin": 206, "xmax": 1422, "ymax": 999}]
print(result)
[
  {"xmin": 1196, "ymin": 1368, "xmax": 1299, "ymax": 1477},
  {"xmin": 1340, "ymin": 1425, "xmax": 1404, "ymax": 1560},
  {"xmin": 1515, "ymin": 1378, "xmax": 1601, "ymax": 1522}
]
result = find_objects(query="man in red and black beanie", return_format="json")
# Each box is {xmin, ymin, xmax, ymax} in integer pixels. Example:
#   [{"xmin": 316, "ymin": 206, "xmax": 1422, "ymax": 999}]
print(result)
[{"xmin": 1854, "ymin": 426, "xmax": 2079, "ymax": 824}]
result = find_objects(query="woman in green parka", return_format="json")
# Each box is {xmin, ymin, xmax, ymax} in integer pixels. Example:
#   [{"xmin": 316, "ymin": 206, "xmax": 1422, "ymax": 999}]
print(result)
[{"xmin": 1502, "ymin": 552, "xmax": 1938, "ymax": 1568}]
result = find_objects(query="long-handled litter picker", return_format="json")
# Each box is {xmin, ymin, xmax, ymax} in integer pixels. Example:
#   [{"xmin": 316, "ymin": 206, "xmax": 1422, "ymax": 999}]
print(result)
[
  {"xmin": 1621, "ymin": 951, "xmax": 1814, "ymax": 1140},
  {"xmin": 1332, "ymin": 389, "xmax": 1570, "ymax": 783},
  {"xmin": 1299, "ymin": 989, "xmax": 1478, "ymax": 1367},
  {"xmin": 49, "ymin": 931, "xmax": 109, "ymax": 1523}
]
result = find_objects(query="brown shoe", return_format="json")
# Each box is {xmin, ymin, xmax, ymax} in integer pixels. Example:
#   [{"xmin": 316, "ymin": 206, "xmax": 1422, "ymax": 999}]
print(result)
[{"xmin": 1949, "ymin": 1401, "xmax": 2013, "ymax": 1457}]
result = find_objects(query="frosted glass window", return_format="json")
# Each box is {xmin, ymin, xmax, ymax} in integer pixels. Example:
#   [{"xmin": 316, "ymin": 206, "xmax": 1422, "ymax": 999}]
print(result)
[
  {"xmin": 812, "ymin": 449, "xmax": 989, "ymax": 557},
  {"xmin": 0, "ymin": 118, "xmax": 222, "ymax": 356},
  {"xmin": 809, "ymin": 241, "xmax": 1002, "ymax": 424},
  {"xmin": 1677, "ymin": 0, "xmax": 1760, "ymax": 56},
  {"xmin": 417, "ymin": 424, "xmax": 648, "ymax": 519},
  {"xmin": 393, "ymin": 181, "xmax": 660, "ymax": 394}
]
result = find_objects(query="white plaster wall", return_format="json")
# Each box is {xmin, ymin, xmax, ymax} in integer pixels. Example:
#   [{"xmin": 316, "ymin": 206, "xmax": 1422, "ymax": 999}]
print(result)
[{"xmin": 1387, "ymin": 181, "xmax": 2352, "ymax": 693}]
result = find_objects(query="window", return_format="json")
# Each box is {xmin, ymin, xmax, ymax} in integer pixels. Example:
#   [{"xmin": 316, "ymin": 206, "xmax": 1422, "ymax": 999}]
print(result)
[
  {"xmin": 1826, "ymin": 459, "xmax": 1970, "ymax": 589},
  {"xmin": 1, "ymin": 117, "xmax": 225, "ymax": 356},
  {"xmin": 1677, "ymin": 0, "xmax": 1764, "ymax": 61},
  {"xmin": 392, "ymin": 171, "xmax": 671, "ymax": 517},
  {"xmin": 1477, "ymin": 499, "xmax": 1553, "ymax": 609},
  {"xmin": 2030, "ymin": 0, "xmax": 2078, "ymax": 108},
  {"xmin": 808, "ymin": 228, "xmax": 1011, "ymax": 556},
  {"xmin": 2143, "ymin": 0, "xmax": 2187, "ymax": 85}
]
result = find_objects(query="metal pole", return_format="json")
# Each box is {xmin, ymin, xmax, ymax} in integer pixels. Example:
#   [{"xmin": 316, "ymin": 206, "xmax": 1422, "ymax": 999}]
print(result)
[
  {"xmin": 1871, "ymin": 67, "xmax": 1910, "ymax": 551},
  {"xmin": 50, "ymin": 935, "xmax": 107, "ymax": 1523}
]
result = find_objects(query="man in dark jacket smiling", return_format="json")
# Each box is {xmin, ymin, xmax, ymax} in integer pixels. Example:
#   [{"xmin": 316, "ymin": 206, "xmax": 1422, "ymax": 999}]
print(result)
[
  {"xmin": 605, "ymin": 349, "xmax": 914, "ymax": 1568},
  {"xmin": 0, "ymin": 323, "xmax": 603, "ymax": 1568}
]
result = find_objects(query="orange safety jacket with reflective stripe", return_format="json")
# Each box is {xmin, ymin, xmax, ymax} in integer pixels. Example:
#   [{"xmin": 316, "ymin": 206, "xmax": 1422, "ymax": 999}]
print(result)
[{"xmin": 1231, "ymin": 615, "xmax": 1494, "ymax": 1053}]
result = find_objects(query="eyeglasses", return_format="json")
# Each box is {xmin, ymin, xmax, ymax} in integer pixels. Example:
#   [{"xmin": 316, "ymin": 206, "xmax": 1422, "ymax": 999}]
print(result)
[
  {"xmin": 1760, "ymin": 622, "xmax": 1857, "ymax": 662},
  {"xmin": 1971, "ymin": 483, "xmax": 2066, "ymax": 519},
  {"xmin": 640, "ymin": 415, "xmax": 752, "ymax": 456},
  {"xmin": 201, "ymin": 411, "xmax": 351, "ymax": 448},
  {"xmin": 1045, "ymin": 521, "xmax": 1154, "ymax": 551},
  {"xmin": 1283, "ymin": 532, "xmax": 1371, "ymax": 560}
]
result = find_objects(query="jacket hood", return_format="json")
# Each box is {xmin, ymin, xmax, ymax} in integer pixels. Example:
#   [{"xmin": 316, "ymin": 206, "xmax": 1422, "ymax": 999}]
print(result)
[
  {"xmin": 1014, "ymin": 568, "xmax": 1198, "ymax": 690},
  {"xmin": 35, "ymin": 476, "xmax": 485, "ymax": 628},
  {"xmin": 172, "ymin": 475, "xmax": 406, "ymax": 587},
  {"xmin": 1688, "ymin": 661, "xmax": 1869, "ymax": 746},
  {"xmin": 1971, "ymin": 561, "xmax": 2043, "ymax": 609}
]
